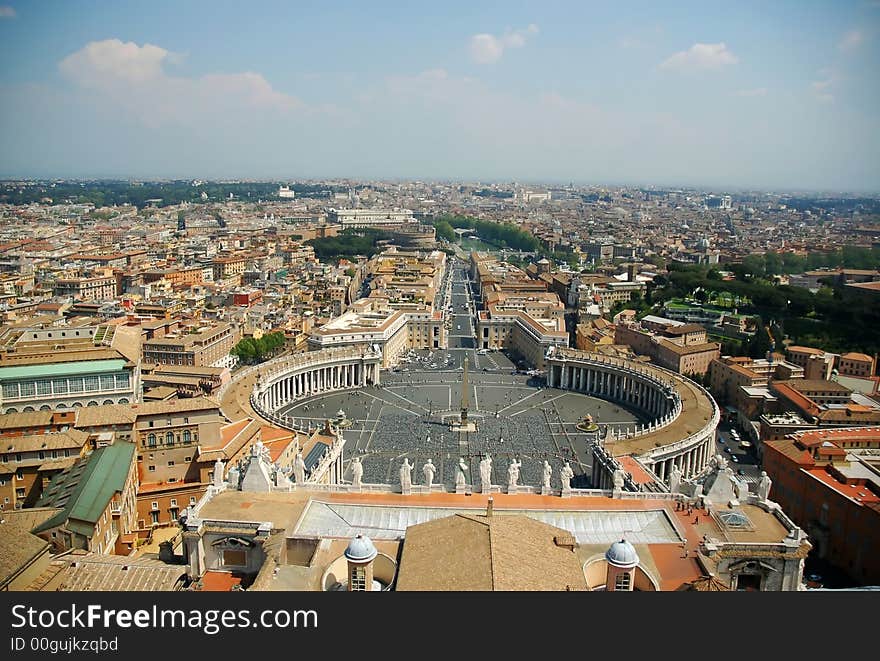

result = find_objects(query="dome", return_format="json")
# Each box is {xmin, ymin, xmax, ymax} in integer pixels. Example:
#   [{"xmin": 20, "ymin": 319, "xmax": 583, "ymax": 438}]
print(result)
[
  {"xmin": 344, "ymin": 534, "xmax": 377, "ymax": 563},
  {"xmin": 605, "ymin": 539, "xmax": 639, "ymax": 568}
]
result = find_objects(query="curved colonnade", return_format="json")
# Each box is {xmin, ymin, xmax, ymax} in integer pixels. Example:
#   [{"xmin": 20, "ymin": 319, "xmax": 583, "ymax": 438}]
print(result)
[
  {"xmin": 246, "ymin": 346, "xmax": 383, "ymax": 430},
  {"xmin": 545, "ymin": 348, "xmax": 719, "ymax": 484},
  {"xmin": 220, "ymin": 344, "xmax": 718, "ymax": 489}
]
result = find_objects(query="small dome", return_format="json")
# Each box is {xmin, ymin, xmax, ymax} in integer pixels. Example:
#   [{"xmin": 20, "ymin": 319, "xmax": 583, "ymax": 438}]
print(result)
[
  {"xmin": 345, "ymin": 534, "xmax": 377, "ymax": 563},
  {"xmin": 605, "ymin": 539, "xmax": 639, "ymax": 568}
]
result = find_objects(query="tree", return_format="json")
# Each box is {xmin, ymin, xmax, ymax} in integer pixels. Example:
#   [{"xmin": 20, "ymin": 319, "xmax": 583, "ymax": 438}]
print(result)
[{"xmin": 747, "ymin": 317, "xmax": 773, "ymax": 358}]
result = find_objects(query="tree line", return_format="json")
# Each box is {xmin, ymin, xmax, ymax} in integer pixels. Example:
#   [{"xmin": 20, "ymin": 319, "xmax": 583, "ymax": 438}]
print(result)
[
  {"xmin": 432, "ymin": 214, "xmax": 541, "ymax": 251},
  {"xmin": 230, "ymin": 331, "xmax": 286, "ymax": 365}
]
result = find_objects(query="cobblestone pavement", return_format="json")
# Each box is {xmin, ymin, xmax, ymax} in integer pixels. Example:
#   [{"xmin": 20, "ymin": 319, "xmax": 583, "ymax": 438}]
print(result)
[{"xmin": 279, "ymin": 361, "xmax": 643, "ymax": 488}]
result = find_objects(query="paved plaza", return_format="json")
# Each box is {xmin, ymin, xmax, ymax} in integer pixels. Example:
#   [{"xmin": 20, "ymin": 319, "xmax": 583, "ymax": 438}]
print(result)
[{"xmin": 279, "ymin": 356, "xmax": 644, "ymax": 488}]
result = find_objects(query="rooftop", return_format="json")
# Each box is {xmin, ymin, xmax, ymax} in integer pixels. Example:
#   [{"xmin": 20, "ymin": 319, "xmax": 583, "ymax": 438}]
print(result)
[
  {"xmin": 35, "ymin": 442, "xmax": 136, "ymax": 532},
  {"xmin": 0, "ymin": 358, "xmax": 128, "ymax": 381}
]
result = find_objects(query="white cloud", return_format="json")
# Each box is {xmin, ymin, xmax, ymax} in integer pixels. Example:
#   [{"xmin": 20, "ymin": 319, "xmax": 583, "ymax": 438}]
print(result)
[
  {"xmin": 659, "ymin": 42, "xmax": 739, "ymax": 71},
  {"xmin": 58, "ymin": 39, "xmax": 300, "ymax": 127},
  {"xmin": 469, "ymin": 24, "xmax": 539, "ymax": 64},
  {"xmin": 839, "ymin": 29, "xmax": 864, "ymax": 52},
  {"xmin": 60, "ymin": 39, "xmax": 171, "ymax": 84},
  {"xmin": 734, "ymin": 88, "xmax": 767, "ymax": 97},
  {"xmin": 0, "ymin": 5, "xmax": 16, "ymax": 18},
  {"xmin": 811, "ymin": 79, "xmax": 834, "ymax": 103}
]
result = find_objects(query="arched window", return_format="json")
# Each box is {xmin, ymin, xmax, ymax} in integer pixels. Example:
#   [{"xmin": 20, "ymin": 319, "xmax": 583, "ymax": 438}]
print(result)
[
  {"xmin": 166, "ymin": 432, "xmax": 174, "ymax": 445},
  {"xmin": 183, "ymin": 430, "xmax": 191, "ymax": 444},
  {"xmin": 147, "ymin": 434, "xmax": 156, "ymax": 447}
]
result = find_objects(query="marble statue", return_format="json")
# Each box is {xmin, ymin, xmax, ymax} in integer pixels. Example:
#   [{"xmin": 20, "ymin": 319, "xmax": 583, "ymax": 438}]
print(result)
[
  {"xmin": 351, "ymin": 457, "xmax": 363, "ymax": 489},
  {"xmin": 213, "ymin": 458, "xmax": 225, "ymax": 488},
  {"xmin": 423, "ymin": 458, "xmax": 436, "ymax": 489},
  {"xmin": 560, "ymin": 461, "xmax": 575, "ymax": 491},
  {"xmin": 729, "ymin": 473, "xmax": 745, "ymax": 501},
  {"xmin": 455, "ymin": 458, "xmax": 468, "ymax": 488},
  {"xmin": 507, "ymin": 458, "xmax": 522, "ymax": 490},
  {"xmin": 757, "ymin": 471, "xmax": 772, "ymax": 502},
  {"xmin": 293, "ymin": 449, "xmax": 306, "ymax": 485},
  {"xmin": 227, "ymin": 465, "xmax": 240, "ymax": 490},
  {"xmin": 400, "ymin": 458, "xmax": 414, "ymax": 491},
  {"xmin": 542, "ymin": 461, "xmax": 553, "ymax": 489},
  {"xmin": 612, "ymin": 468, "xmax": 626, "ymax": 490},
  {"xmin": 668, "ymin": 463, "xmax": 682, "ymax": 493},
  {"xmin": 479, "ymin": 454, "xmax": 492, "ymax": 493}
]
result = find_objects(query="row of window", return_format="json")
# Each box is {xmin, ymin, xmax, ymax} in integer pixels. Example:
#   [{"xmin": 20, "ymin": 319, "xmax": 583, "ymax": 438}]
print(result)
[
  {"xmin": 3, "ymin": 448, "xmax": 72, "ymax": 463},
  {"xmin": 1, "ymin": 373, "xmax": 131, "ymax": 400},
  {"xmin": 144, "ymin": 430, "xmax": 195, "ymax": 446}
]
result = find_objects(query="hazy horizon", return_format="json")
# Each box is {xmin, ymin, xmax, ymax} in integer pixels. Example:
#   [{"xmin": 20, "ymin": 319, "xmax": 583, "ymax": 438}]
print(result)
[{"xmin": 1, "ymin": 1, "xmax": 879, "ymax": 193}]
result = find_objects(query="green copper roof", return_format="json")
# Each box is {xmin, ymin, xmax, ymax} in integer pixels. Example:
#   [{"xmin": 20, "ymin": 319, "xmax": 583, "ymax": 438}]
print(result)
[
  {"xmin": 34, "ymin": 442, "xmax": 135, "ymax": 534},
  {"xmin": 0, "ymin": 359, "xmax": 128, "ymax": 381}
]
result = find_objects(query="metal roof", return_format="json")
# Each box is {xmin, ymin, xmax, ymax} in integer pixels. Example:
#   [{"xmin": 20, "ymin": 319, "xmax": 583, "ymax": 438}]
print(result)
[
  {"xmin": 294, "ymin": 501, "xmax": 682, "ymax": 545},
  {"xmin": 304, "ymin": 442, "xmax": 329, "ymax": 472},
  {"xmin": 35, "ymin": 442, "xmax": 135, "ymax": 533},
  {"xmin": 0, "ymin": 359, "xmax": 128, "ymax": 381}
]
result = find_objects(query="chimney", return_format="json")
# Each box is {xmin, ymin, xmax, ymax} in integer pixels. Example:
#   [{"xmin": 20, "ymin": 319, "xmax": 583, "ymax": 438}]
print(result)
[{"xmin": 486, "ymin": 497, "xmax": 494, "ymax": 518}]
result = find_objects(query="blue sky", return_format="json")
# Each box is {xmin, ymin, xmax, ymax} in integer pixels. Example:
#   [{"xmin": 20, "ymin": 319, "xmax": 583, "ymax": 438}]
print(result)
[{"xmin": 1, "ymin": 0, "xmax": 878, "ymax": 191}]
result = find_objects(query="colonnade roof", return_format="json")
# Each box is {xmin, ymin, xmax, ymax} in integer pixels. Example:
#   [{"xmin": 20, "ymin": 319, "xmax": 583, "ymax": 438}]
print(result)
[{"xmin": 550, "ymin": 350, "xmax": 716, "ymax": 457}]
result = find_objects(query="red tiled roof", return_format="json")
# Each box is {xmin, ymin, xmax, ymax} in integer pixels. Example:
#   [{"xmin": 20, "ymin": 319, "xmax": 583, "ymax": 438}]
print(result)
[{"xmin": 199, "ymin": 571, "xmax": 241, "ymax": 591}]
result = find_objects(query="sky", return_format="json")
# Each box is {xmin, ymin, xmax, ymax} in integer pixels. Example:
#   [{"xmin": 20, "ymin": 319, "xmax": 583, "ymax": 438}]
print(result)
[{"xmin": 0, "ymin": 0, "xmax": 879, "ymax": 192}]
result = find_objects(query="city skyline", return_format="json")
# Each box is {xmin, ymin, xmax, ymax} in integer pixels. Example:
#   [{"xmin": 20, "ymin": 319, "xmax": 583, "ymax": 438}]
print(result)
[{"xmin": 1, "ymin": 1, "xmax": 879, "ymax": 192}]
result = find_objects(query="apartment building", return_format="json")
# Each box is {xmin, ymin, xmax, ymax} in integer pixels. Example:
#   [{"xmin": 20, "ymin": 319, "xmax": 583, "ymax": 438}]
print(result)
[
  {"xmin": 52, "ymin": 273, "xmax": 117, "ymax": 301},
  {"xmin": 141, "ymin": 322, "xmax": 237, "ymax": 368},
  {"xmin": 763, "ymin": 427, "xmax": 880, "ymax": 585},
  {"xmin": 34, "ymin": 441, "xmax": 138, "ymax": 556},
  {"xmin": 0, "ymin": 429, "xmax": 89, "ymax": 509}
]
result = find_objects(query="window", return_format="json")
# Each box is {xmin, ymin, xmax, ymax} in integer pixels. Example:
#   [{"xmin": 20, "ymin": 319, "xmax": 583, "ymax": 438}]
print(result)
[
  {"xmin": 183, "ymin": 430, "xmax": 191, "ymax": 444},
  {"xmin": 184, "ymin": 456, "xmax": 191, "ymax": 462},
  {"xmin": 189, "ymin": 497, "xmax": 197, "ymax": 505},
  {"xmin": 223, "ymin": 549, "xmax": 246, "ymax": 567},
  {"xmin": 166, "ymin": 432, "xmax": 174, "ymax": 445},
  {"xmin": 150, "ymin": 511, "xmax": 159, "ymax": 524},
  {"xmin": 16, "ymin": 469, "xmax": 23, "ymax": 480},
  {"xmin": 51, "ymin": 450, "xmax": 58, "ymax": 459},
  {"xmin": 151, "ymin": 502, "xmax": 159, "ymax": 510},
  {"xmin": 735, "ymin": 574, "xmax": 761, "ymax": 591},
  {"xmin": 170, "ymin": 499, "xmax": 177, "ymax": 507},
  {"xmin": 38, "ymin": 451, "xmax": 45, "ymax": 460},
  {"xmin": 167, "ymin": 460, "xmax": 175, "ymax": 467},
  {"xmin": 350, "ymin": 565, "xmax": 367, "ymax": 591},
  {"xmin": 184, "ymin": 417, "xmax": 189, "ymax": 424},
  {"xmin": 15, "ymin": 453, "xmax": 21, "ymax": 462},
  {"xmin": 614, "ymin": 573, "xmax": 631, "ymax": 591},
  {"xmin": 147, "ymin": 434, "xmax": 156, "ymax": 447},
  {"xmin": 148, "ymin": 465, "xmax": 155, "ymax": 472},
  {"xmin": 16, "ymin": 488, "xmax": 25, "ymax": 498},
  {"xmin": 148, "ymin": 420, "xmax": 154, "ymax": 428}
]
